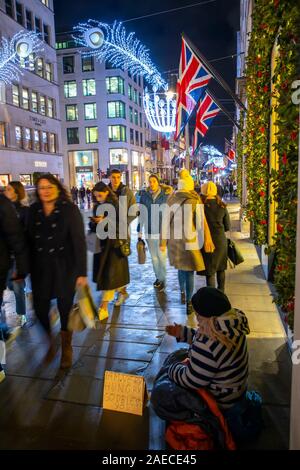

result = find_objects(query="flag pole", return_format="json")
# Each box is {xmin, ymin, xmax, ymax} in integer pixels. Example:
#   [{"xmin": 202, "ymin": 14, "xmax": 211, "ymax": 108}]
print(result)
[{"xmin": 182, "ymin": 33, "xmax": 247, "ymax": 113}]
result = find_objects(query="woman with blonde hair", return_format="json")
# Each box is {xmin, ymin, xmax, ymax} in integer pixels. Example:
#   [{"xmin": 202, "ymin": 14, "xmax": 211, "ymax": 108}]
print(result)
[{"xmin": 198, "ymin": 181, "xmax": 230, "ymax": 292}]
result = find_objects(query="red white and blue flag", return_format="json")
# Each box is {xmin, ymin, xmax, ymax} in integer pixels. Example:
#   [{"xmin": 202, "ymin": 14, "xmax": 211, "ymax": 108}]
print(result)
[
  {"xmin": 192, "ymin": 91, "xmax": 220, "ymax": 153},
  {"xmin": 175, "ymin": 37, "xmax": 212, "ymax": 140}
]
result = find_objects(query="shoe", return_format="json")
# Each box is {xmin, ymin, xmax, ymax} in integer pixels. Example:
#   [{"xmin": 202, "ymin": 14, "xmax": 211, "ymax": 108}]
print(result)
[
  {"xmin": 60, "ymin": 331, "xmax": 73, "ymax": 369},
  {"xmin": 98, "ymin": 307, "xmax": 109, "ymax": 321},
  {"xmin": 153, "ymin": 279, "xmax": 160, "ymax": 288},
  {"xmin": 156, "ymin": 281, "xmax": 165, "ymax": 292},
  {"xmin": 186, "ymin": 301, "xmax": 194, "ymax": 316},
  {"xmin": 5, "ymin": 327, "xmax": 21, "ymax": 348},
  {"xmin": 180, "ymin": 291, "xmax": 186, "ymax": 304},
  {"xmin": 0, "ymin": 368, "xmax": 5, "ymax": 384},
  {"xmin": 115, "ymin": 292, "xmax": 129, "ymax": 307}
]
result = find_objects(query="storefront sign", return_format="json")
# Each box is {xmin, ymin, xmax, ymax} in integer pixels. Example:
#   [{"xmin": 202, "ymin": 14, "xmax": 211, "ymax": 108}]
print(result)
[
  {"xmin": 30, "ymin": 116, "xmax": 47, "ymax": 127},
  {"xmin": 34, "ymin": 161, "xmax": 47, "ymax": 168},
  {"xmin": 76, "ymin": 166, "xmax": 93, "ymax": 173}
]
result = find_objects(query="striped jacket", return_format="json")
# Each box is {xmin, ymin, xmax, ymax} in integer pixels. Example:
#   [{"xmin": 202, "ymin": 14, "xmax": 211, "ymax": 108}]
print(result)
[{"xmin": 168, "ymin": 309, "xmax": 250, "ymax": 410}]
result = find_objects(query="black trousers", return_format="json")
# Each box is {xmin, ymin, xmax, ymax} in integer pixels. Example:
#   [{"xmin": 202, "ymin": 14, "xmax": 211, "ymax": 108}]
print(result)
[
  {"xmin": 33, "ymin": 295, "xmax": 74, "ymax": 333},
  {"xmin": 206, "ymin": 271, "xmax": 226, "ymax": 293}
]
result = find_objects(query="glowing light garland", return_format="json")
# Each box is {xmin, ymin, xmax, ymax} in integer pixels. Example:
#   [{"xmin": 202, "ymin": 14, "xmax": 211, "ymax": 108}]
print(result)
[
  {"xmin": 73, "ymin": 20, "xmax": 167, "ymax": 91},
  {"xmin": 143, "ymin": 87, "xmax": 176, "ymax": 134},
  {"xmin": 0, "ymin": 31, "xmax": 43, "ymax": 85}
]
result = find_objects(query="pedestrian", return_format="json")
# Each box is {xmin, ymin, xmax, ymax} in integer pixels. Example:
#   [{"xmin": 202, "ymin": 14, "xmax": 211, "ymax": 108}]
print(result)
[
  {"xmin": 108, "ymin": 169, "xmax": 137, "ymax": 306},
  {"xmin": 198, "ymin": 181, "xmax": 231, "ymax": 292},
  {"xmin": 151, "ymin": 287, "xmax": 262, "ymax": 445},
  {"xmin": 0, "ymin": 193, "xmax": 28, "ymax": 382},
  {"xmin": 229, "ymin": 181, "xmax": 234, "ymax": 200},
  {"xmin": 138, "ymin": 174, "xmax": 173, "ymax": 292},
  {"xmin": 71, "ymin": 186, "xmax": 78, "ymax": 204},
  {"xmin": 4, "ymin": 182, "xmax": 29, "ymax": 327},
  {"xmin": 79, "ymin": 186, "xmax": 86, "ymax": 206},
  {"xmin": 86, "ymin": 187, "xmax": 92, "ymax": 208},
  {"xmin": 27, "ymin": 174, "xmax": 87, "ymax": 369},
  {"xmin": 160, "ymin": 172, "xmax": 214, "ymax": 315},
  {"xmin": 90, "ymin": 182, "xmax": 130, "ymax": 319}
]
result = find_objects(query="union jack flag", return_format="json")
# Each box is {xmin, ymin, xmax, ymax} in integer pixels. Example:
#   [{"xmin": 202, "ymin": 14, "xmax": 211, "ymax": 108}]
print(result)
[
  {"xmin": 224, "ymin": 138, "xmax": 236, "ymax": 161},
  {"xmin": 175, "ymin": 37, "xmax": 212, "ymax": 140},
  {"xmin": 192, "ymin": 91, "xmax": 220, "ymax": 153}
]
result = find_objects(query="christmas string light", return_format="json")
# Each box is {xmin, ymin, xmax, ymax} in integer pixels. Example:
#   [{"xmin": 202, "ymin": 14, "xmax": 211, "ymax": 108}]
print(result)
[
  {"xmin": 0, "ymin": 30, "xmax": 43, "ymax": 85},
  {"xmin": 143, "ymin": 87, "xmax": 176, "ymax": 133},
  {"xmin": 73, "ymin": 20, "xmax": 167, "ymax": 91}
]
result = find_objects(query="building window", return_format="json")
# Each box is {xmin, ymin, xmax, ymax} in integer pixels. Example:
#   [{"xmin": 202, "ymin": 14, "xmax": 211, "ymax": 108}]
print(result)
[
  {"xmin": 0, "ymin": 83, "xmax": 5, "ymax": 103},
  {"xmin": 138, "ymin": 76, "xmax": 141, "ymax": 87},
  {"xmin": 85, "ymin": 127, "xmax": 98, "ymax": 144},
  {"xmin": 139, "ymin": 112, "xmax": 142, "ymax": 128},
  {"xmin": 5, "ymin": 0, "xmax": 13, "ymax": 18},
  {"xmin": 16, "ymin": 2, "xmax": 23, "ymax": 25},
  {"xmin": 140, "ymin": 132, "xmax": 143, "ymax": 147},
  {"xmin": 135, "ymin": 130, "xmax": 139, "ymax": 145},
  {"xmin": 36, "ymin": 58, "xmax": 44, "ymax": 78},
  {"xmin": 0, "ymin": 123, "xmax": 6, "ymax": 147},
  {"xmin": 63, "ymin": 56, "xmax": 74, "ymax": 74},
  {"xmin": 67, "ymin": 128, "xmax": 79, "ymax": 145},
  {"xmin": 128, "ymin": 84, "xmax": 133, "ymax": 100},
  {"xmin": 132, "ymin": 150, "xmax": 139, "ymax": 166},
  {"xmin": 45, "ymin": 63, "xmax": 53, "ymax": 81},
  {"xmin": 106, "ymin": 76, "xmax": 124, "ymax": 94},
  {"xmin": 82, "ymin": 79, "xmax": 96, "ymax": 96},
  {"xmin": 12, "ymin": 85, "xmax": 20, "ymax": 107},
  {"xmin": 134, "ymin": 110, "xmax": 138, "ymax": 126},
  {"xmin": 49, "ymin": 133, "xmax": 56, "ymax": 153},
  {"xmin": 133, "ymin": 89, "xmax": 138, "ymax": 105},
  {"xmin": 109, "ymin": 148, "xmax": 128, "ymax": 165},
  {"xmin": 108, "ymin": 125, "xmax": 126, "ymax": 142},
  {"xmin": 107, "ymin": 101, "xmax": 126, "ymax": 118},
  {"xmin": 15, "ymin": 126, "xmax": 22, "ymax": 148},
  {"xmin": 26, "ymin": 9, "xmax": 32, "ymax": 30},
  {"xmin": 139, "ymin": 92, "xmax": 142, "ymax": 107},
  {"xmin": 39, "ymin": 95, "xmax": 46, "ymax": 115},
  {"xmin": 20, "ymin": 174, "xmax": 32, "ymax": 186},
  {"xmin": 33, "ymin": 130, "xmax": 40, "ymax": 151},
  {"xmin": 35, "ymin": 17, "xmax": 42, "ymax": 34},
  {"xmin": 42, "ymin": 131, "xmax": 48, "ymax": 152},
  {"xmin": 24, "ymin": 127, "xmax": 32, "ymax": 150},
  {"xmin": 64, "ymin": 80, "xmax": 77, "ymax": 98},
  {"xmin": 130, "ymin": 128, "xmax": 134, "ymax": 145},
  {"xmin": 47, "ymin": 98, "xmax": 54, "ymax": 118},
  {"xmin": 66, "ymin": 104, "xmax": 78, "ymax": 121},
  {"xmin": 43, "ymin": 24, "xmax": 50, "ymax": 44},
  {"xmin": 41, "ymin": 0, "xmax": 49, "ymax": 6},
  {"xmin": 82, "ymin": 56, "xmax": 94, "ymax": 72},
  {"xmin": 31, "ymin": 91, "xmax": 38, "ymax": 112},
  {"xmin": 84, "ymin": 103, "xmax": 97, "ymax": 120},
  {"xmin": 28, "ymin": 53, "xmax": 35, "ymax": 71},
  {"xmin": 129, "ymin": 106, "xmax": 133, "ymax": 123},
  {"xmin": 22, "ymin": 88, "xmax": 29, "ymax": 110}
]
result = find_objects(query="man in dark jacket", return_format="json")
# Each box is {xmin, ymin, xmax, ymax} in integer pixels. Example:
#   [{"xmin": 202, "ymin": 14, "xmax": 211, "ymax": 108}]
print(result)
[
  {"xmin": 108, "ymin": 169, "xmax": 137, "ymax": 306},
  {"xmin": 0, "ymin": 194, "xmax": 28, "ymax": 382}
]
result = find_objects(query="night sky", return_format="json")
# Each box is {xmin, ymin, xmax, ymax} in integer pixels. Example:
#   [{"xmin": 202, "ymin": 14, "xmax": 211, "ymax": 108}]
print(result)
[{"xmin": 53, "ymin": 0, "xmax": 240, "ymax": 151}]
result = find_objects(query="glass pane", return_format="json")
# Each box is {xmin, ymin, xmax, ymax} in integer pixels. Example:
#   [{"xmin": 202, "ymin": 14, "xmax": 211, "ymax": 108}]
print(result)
[
  {"xmin": 64, "ymin": 81, "xmax": 77, "ymax": 98},
  {"xmin": 85, "ymin": 103, "xmax": 96, "ymax": 120}
]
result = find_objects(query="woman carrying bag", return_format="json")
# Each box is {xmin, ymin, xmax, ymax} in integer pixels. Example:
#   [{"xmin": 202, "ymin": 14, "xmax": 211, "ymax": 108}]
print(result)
[
  {"xmin": 90, "ymin": 182, "xmax": 130, "ymax": 320},
  {"xmin": 198, "ymin": 182, "xmax": 231, "ymax": 293},
  {"xmin": 27, "ymin": 174, "xmax": 87, "ymax": 369}
]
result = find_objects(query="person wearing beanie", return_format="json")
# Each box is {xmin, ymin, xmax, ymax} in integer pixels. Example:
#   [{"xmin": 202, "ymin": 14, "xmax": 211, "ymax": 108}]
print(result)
[
  {"xmin": 198, "ymin": 181, "xmax": 231, "ymax": 293},
  {"xmin": 137, "ymin": 174, "xmax": 173, "ymax": 292},
  {"xmin": 90, "ymin": 182, "xmax": 130, "ymax": 319},
  {"xmin": 160, "ymin": 171, "xmax": 215, "ymax": 315}
]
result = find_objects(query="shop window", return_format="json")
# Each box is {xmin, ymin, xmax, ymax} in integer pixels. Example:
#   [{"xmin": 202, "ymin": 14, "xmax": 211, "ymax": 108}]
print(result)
[
  {"xmin": 20, "ymin": 174, "xmax": 32, "ymax": 186},
  {"xmin": 109, "ymin": 148, "xmax": 128, "ymax": 165}
]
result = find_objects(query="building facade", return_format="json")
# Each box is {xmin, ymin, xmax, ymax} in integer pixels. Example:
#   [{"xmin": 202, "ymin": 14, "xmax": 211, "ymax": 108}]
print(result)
[
  {"xmin": 0, "ymin": 0, "xmax": 63, "ymax": 186},
  {"xmin": 56, "ymin": 35, "xmax": 152, "ymax": 190}
]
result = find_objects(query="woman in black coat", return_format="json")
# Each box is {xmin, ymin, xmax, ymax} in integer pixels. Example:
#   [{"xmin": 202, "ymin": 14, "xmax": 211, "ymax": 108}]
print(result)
[
  {"xmin": 27, "ymin": 174, "xmax": 87, "ymax": 369},
  {"xmin": 198, "ymin": 182, "xmax": 230, "ymax": 292},
  {"xmin": 90, "ymin": 182, "xmax": 129, "ymax": 320}
]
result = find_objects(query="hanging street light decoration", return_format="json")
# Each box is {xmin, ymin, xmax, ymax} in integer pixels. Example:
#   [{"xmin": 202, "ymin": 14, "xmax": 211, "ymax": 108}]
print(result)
[
  {"xmin": 143, "ymin": 87, "xmax": 176, "ymax": 134},
  {"xmin": 73, "ymin": 20, "xmax": 167, "ymax": 91},
  {"xmin": 0, "ymin": 30, "xmax": 43, "ymax": 85}
]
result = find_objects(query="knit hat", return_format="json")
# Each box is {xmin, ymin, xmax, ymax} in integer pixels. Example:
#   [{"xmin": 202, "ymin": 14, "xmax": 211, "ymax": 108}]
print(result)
[
  {"xmin": 179, "ymin": 168, "xmax": 190, "ymax": 180},
  {"xmin": 93, "ymin": 181, "xmax": 109, "ymax": 192},
  {"xmin": 149, "ymin": 173, "xmax": 161, "ymax": 184},
  {"xmin": 191, "ymin": 287, "xmax": 231, "ymax": 317},
  {"xmin": 201, "ymin": 181, "xmax": 217, "ymax": 197},
  {"xmin": 178, "ymin": 175, "xmax": 194, "ymax": 191}
]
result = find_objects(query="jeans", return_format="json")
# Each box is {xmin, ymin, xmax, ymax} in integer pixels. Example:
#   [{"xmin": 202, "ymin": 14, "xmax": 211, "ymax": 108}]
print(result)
[
  {"xmin": 206, "ymin": 271, "xmax": 226, "ymax": 292},
  {"xmin": 7, "ymin": 268, "xmax": 26, "ymax": 317},
  {"xmin": 178, "ymin": 270, "xmax": 194, "ymax": 302},
  {"xmin": 147, "ymin": 238, "xmax": 167, "ymax": 283}
]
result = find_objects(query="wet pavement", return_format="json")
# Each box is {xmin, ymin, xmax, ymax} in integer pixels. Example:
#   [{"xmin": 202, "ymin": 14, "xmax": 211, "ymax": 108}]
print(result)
[{"xmin": 0, "ymin": 202, "xmax": 291, "ymax": 450}]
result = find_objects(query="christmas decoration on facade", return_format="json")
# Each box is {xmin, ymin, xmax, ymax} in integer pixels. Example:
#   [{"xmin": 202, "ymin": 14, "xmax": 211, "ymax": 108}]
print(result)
[
  {"xmin": 0, "ymin": 30, "xmax": 43, "ymax": 85},
  {"xmin": 143, "ymin": 88, "xmax": 176, "ymax": 134}
]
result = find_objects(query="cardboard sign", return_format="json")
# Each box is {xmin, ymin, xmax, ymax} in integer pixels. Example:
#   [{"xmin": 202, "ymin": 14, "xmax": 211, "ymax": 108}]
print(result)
[{"xmin": 102, "ymin": 371, "xmax": 148, "ymax": 416}]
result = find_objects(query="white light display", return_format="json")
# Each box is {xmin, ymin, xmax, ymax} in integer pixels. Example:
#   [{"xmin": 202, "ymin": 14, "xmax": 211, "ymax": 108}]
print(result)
[
  {"xmin": 73, "ymin": 20, "xmax": 167, "ymax": 91},
  {"xmin": 0, "ymin": 30, "xmax": 43, "ymax": 84},
  {"xmin": 143, "ymin": 87, "xmax": 176, "ymax": 134}
]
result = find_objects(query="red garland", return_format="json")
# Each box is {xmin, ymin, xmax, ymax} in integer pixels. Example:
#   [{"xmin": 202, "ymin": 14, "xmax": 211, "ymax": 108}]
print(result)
[
  {"xmin": 259, "ymin": 190, "xmax": 266, "ymax": 197},
  {"xmin": 282, "ymin": 153, "xmax": 288, "ymax": 165},
  {"xmin": 261, "ymin": 157, "xmax": 267, "ymax": 165},
  {"xmin": 260, "ymin": 220, "xmax": 267, "ymax": 225},
  {"xmin": 277, "ymin": 223, "xmax": 284, "ymax": 233}
]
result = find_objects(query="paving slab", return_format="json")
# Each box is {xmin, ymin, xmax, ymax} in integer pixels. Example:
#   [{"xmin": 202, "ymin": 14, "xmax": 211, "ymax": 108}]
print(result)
[{"xmin": 86, "ymin": 340, "xmax": 158, "ymax": 362}]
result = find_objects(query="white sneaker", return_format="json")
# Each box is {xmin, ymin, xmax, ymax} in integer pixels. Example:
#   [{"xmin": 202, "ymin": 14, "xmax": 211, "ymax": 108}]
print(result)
[
  {"xmin": 0, "ymin": 369, "xmax": 5, "ymax": 384},
  {"xmin": 115, "ymin": 292, "xmax": 129, "ymax": 307}
]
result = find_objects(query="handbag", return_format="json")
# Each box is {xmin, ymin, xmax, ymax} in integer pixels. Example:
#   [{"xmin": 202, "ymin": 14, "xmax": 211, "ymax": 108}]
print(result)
[
  {"xmin": 86, "ymin": 231, "xmax": 101, "ymax": 254},
  {"xmin": 227, "ymin": 239, "xmax": 244, "ymax": 266},
  {"xmin": 76, "ymin": 285, "xmax": 97, "ymax": 328},
  {"xmin": 115, "ymin": 239, "xmax": 131, "ymax": 257},
  {"xmin": 137, "ymin": 238, "xmax": 146, "ymax": 264},
  {"xmin": 68, "ymin": 304, "xmax": 86, "ymax": 332}
]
